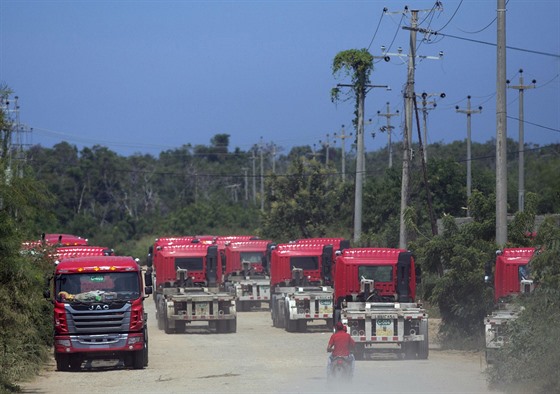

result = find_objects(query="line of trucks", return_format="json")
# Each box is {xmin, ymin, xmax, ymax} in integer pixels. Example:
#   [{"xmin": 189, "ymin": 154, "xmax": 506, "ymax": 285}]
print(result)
[
  {"xmin": 23, "ymin": 231, "xmax": 540, "ymax": 371},
  {"xmin": 26, "ymin": 231, "xmax": 476, "ymax": 370}
]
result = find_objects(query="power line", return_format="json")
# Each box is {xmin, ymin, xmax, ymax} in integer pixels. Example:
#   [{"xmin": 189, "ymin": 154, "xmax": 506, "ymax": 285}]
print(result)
[
  {"xmin": 412, "ymin": 28, "xmax": 560, "ymax": 58},
  {"xmin": 366, "ymin": 8, "xmax": 386, "ymax": 51}
]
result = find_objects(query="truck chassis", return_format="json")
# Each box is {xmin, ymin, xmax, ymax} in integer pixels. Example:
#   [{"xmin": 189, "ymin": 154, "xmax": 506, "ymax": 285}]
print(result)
[
  {"xmin": 341, "ymin": 301, "xmax": 428, "ymax": 360},
  {"xmin": 156, "ymin": 287, "xmax": 237, "ymax": 334}
]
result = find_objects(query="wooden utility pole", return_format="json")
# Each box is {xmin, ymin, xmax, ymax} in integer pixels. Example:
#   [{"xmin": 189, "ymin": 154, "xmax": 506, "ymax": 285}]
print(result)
[
  {"xmin": 455, "ymin": 96, "xmax": 482, "ymax": 217},
  {"xmin": 496, "ymin": 0, "xmax": 508, "ymax": 246},
  {"xmin": 508, "ymin": 69, "xmax": 536, "ymax": 212}
]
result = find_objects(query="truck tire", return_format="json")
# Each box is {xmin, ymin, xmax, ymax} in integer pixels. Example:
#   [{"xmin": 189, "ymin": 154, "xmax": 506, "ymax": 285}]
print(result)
[
  {"xmin": 163, "ymin": 309, "xmax": 174, "ymax": 334},
  {"xmin": 277, "ymin": 300, "xmax": 286, "ymax": 329},
  {"xmin": 228, "ymin": 318, "xmax": 237, "ymax": 333},
  {"xmin": 55, "ymin": 354, "xmax": 70, "ymax": 371},
  {"xmin": 143, "ymin": 327, "xmax": 149, "ymax": 367},
  {"xmin": 132, "ymin": 349, "xmax": 145, "ymax": 369},
  {"xmin": 238, "ymin": 301, "xmax": 247, "ymax": 312},
  {"xmin": 217, "ymin": 320, "xmax": 227, "ymax": 333},
  {"xmin": 175, "ymin": 320, "xmax": 186, "ymax": 334},
  {"xmin": 297, "ymin": 319, "xmax": 307, "ymax": 333},
  {"xmin": 285, "ymin": 307, "xmax": 297, "ymax": 333},
  {"xmin": 69, "ymin": 355, "xmax": 81, "ymax": 371},
  {"xmin": 417, "ymin": 320, "xmax": 429, "ymax": 359}
]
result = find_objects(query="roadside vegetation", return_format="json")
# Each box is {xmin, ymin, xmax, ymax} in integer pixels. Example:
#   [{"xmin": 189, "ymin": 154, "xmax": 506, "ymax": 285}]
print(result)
[{"xmin": 1, "ymin": 84, "xmax": 559, "ymax": 392}]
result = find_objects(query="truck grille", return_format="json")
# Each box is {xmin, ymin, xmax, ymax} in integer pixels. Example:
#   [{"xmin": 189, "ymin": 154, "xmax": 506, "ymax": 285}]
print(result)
[{"xmin": 65, "ymin": 303, "xmax": 131, "ymax": 334}]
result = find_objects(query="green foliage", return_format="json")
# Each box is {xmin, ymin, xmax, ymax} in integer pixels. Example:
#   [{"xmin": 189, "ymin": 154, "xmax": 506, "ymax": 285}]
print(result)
[
  {"xmin": 0, "ymin": 171, "xmax": 53, "ymax": 391},
  {"xmin": 261, "ymin": 158, "xmax": 346, "ymax": 241},
  {"xmin": 488, "ymin": 219, "xmax": 560, "ymax": 393}
]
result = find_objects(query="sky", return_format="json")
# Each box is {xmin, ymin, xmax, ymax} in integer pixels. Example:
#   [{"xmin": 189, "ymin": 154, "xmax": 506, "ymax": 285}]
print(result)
[{"xmin": 1, "ymin": 0, "xmax": 559, "ymax": 157}]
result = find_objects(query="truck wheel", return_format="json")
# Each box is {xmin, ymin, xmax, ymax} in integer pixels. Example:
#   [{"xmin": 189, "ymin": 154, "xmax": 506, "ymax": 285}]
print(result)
[
  {"xmin": 55, "ymin": 354, "xmax": 70, "ymax": 371},
  {"xmin": 297, "ymin": 319, "xmax": 307, "ymax": 333},
  {"xmin": 69, "ymin": 355, "xmax": 81, "ymax": 371},
  {"xmin": 132, "ymin": 349, "xmax": 145, "ymax": 369},
  {"xmin": 143, "ymin": 328, "xmax": 149, "ymax": 366},
  {"xmin": 175, "ymin": 320, "xmax": 186, "ymax": 334},
  {"xmin": 417, "ymin": 320, "xmax": 429, "ymax": 359},
  {"xmin": 285, "ymin": 308, "xmax": 297, "ymax": 332},
  {"xmin": 277, "ymin": 300, "xmax": 286, "ymax": 329},
  {"xmin": 216, "ymin": 320, "xmax": 227, "ymax": 333},
  {"xmin": 238, "ymin": 302, "xmax": 247, "ymax": 312},
  {"xmin": 163, "ymin": 310, "xmax": 174, "ymax": 334},
  {"xmin": 228, "ymin": 318, "xmax": 237, "ymax": 333}
]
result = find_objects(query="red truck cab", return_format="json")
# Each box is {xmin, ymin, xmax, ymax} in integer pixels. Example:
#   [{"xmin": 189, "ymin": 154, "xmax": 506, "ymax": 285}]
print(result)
[{"xmin": 49, "ymin": 255, "xmax": 151, "ymax": 370}]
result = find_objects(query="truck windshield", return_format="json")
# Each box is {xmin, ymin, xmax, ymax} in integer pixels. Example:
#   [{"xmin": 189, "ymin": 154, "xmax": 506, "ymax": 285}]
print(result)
[
  {"xmin": 175, "ymin": 257, "xmax": 204, "ymax": 271},
  {"xmin": 290, "ymin": 256, "xmax": 319, "ymax": 270},
  {"xmin": 240, "ymin": 252, "xmax": 263, "ymax": 264},
  {"xmin": 55, "ymin": 272, "xmax": 140, "ymax": 303},
  {"xmin": 359, "ymin": 265, "xmax": 393, "ymax": 282}
]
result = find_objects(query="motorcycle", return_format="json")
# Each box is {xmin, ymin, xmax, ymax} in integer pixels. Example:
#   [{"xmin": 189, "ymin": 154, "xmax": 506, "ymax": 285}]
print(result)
[{"xmin": 328, "ymin": 355, "xmax": 353, "ymax": 381}]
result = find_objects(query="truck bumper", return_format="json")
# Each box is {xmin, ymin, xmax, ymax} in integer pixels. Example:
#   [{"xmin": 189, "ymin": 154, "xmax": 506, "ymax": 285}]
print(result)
[{"xmin": 54, "ymin": 332, "xmax": 144, "ymax": 355}]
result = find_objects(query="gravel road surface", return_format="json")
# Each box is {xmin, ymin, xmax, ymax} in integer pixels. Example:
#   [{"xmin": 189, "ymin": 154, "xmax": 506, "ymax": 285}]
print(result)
[{"xmin": 22, "ymin": 300, "xmax": 496, "ymax": 393}]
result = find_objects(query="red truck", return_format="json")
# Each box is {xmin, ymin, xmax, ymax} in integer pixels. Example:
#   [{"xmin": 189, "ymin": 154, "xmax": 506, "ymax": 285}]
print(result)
[
  {"xmin": 47, "ymin": 255, "xmax": 151, "ymax": 371},
  {"xmin": 150, "ymin": 243, "xmax": 237, "ymax": 334},
  {"xmin": 53, "ymin": 246, "xmax": 114, "ymax": 264},
  {"xmin": 223, "ymin": 240, "xmax": 274, "ymax": 311},
  {"xmin": 333, "ymin": 248, "xmax": 428, "ymax": 360},
  {"xmin": 484, "ymin": 247, "xmax": 536, "ymax": 362},
  {"xmin": 268, "ymin": 241, "xmax": 345, "ymax": 332}
]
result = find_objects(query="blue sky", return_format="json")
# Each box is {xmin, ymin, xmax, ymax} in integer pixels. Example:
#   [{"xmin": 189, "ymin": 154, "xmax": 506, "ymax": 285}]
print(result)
[{"xmin": 1, "ymin": 0, "xmax": 559, "ymax": 157}]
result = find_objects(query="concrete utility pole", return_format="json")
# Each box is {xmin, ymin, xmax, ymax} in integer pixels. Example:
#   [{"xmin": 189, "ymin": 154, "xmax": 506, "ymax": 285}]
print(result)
[
  {"xmin": 508, "ymin": 69, "xmax": 536, "ymax": 212},
  {"xmin": 419, "ymin": 92, "xmax": 445, "ymax": 163},
  {"xmin": 455, "ymin": 96, "xmax": 482, "ymax": 217},
  {"xmin": 251, "ymin": 146, "xmax": 257, "ymax": 204},
  {"xmin": 386, "ymin": 5, "xmax": 443, "ymax": 249},
  {"xmin": 496, "ymin": 0, "xmax": 508, "ymax": 246},
  {"xmin": 334, "ymin": 125, "xmax": 352, "ymax": 181},
  {"xmin": 377, "ymin": 102, "xmax": 398, "ymax": 168},
  {"xmin": 319, "ymin": 133, "xmax": 330, "ymax": 166},
  {"xmin": 271, "ymin": 142, "xmax": 276, "ymax": 174},
  {"xmin": 337, "ymin": 83, "xmax": 387, "ymax": 244},
  {"xmin": 260, "ymin": 137, "xmax": 264, "ymax": 212},
  {"xmin": 242, "ymin": 167, "xmax": 249, "ymax": 201}
]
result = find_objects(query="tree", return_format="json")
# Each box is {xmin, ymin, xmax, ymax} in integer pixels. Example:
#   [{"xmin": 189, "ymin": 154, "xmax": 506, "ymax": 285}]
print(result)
[
  {"xmin": 331, "ymin": 48, "xmax": 374, "ymax": 243},
  {"xmin": 261, "ymin": 157, "xmax": 344, "ymax": 241}
]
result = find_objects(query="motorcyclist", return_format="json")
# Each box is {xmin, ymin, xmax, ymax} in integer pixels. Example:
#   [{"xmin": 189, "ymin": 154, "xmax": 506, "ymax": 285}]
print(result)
[{"xmin": 327, "ymin": 321, "xmax": 355, "ymax": 377}]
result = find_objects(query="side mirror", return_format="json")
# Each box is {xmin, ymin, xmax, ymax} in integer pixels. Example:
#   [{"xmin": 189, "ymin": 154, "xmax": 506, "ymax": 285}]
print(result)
[
  {"xmin": 144, "ymin": 286, "xmax": 153, "ymax": 296},
  {"xmin": 144, "ymin": 271, "xmax": 153, "ymax": 287}
]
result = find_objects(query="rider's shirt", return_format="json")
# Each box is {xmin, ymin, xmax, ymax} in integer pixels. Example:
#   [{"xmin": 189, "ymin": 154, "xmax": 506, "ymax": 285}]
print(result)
[{"xmin": 328, "ymin": 331, "xmax": 355, "ymax": 357}]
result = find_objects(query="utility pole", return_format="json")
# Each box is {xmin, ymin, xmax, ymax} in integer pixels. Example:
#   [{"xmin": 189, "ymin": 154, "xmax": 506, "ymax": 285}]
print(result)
[
  {"xmin": 334, "ymin": 125, "xmax": 352, "ymax": 181},
  {"xmin": 242, "ymin": 167, "xmax": 249, "ymax": 201},
  {"xmin": 319, "ymin": 133, "xmax": 330, "ymax": 166},
  {"xmin": 336, "ymin": 82, "xmax": 386, "ymax": 244},
  {"xmin": 508, "ymin": 69, "xmax": 536, "ymax": 212},
  {"xmin": 419, "ymin": 92, "xmax": 445, "ymax": 162},
  {"xmin": 271, "ymin": 142, "xmax": 276, "ymax": 174},
  {"xmin": 455, "ymin": 96, "xmax": 482, "ymax": 217},
  {"xmin": 386, "ymin": 5, "xmax": 443, "ymax": 249},
  {"xmin": 251, "ymin": 146, "xmax": 257, "ymax": 205},
  {"xmin": 377, "ymin": 102, "xmax": 399, "ymax": 168},
  {"xmin": 496, "ymin": 0, "xmax": 508, "ymax": 246},
  {"xmin": 260, "ymin": 137, "xmax": 264, "ymax": 212}
]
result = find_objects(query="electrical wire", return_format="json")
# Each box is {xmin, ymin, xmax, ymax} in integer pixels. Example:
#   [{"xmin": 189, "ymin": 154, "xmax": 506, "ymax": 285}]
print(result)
[
  {"xmin": 436, "ymin": 0, "xmax": 463, "ymax": 32},
  {"xmin": 367, "ymin": 8, "xmax": 386, "ymax": 51}
]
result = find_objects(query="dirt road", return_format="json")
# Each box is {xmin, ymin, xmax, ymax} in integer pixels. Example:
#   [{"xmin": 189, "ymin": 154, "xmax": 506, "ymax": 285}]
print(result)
[{"xmin": 22, "ymin": 301, "xmax": 495, "ymax": 393}]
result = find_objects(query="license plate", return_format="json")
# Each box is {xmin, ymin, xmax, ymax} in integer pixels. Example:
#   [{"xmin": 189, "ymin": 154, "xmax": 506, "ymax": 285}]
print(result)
[{"xmin": 376, "ymin": 319, "xmax": 394, "ymax": 336}]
